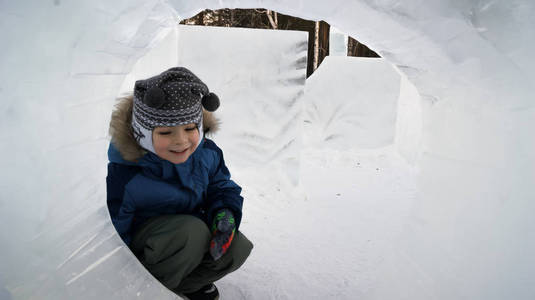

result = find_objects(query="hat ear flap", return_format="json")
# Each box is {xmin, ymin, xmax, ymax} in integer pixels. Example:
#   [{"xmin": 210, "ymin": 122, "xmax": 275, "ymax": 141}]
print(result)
[{"xmin": 202, "ymin": 92, "xmax": 220, "ymax": 112}]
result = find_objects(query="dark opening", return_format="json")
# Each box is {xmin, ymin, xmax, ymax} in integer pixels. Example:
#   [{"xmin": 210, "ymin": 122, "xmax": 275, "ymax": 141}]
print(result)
[{"xmin": 180, "ymin": 8, "xmax": 380, "ymax": 78}]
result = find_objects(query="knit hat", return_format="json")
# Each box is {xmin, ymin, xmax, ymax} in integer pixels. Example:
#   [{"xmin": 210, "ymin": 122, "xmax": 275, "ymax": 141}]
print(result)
[{"xmin": 131, "ymin": 67, "xmax": 220, "ymax": 153}]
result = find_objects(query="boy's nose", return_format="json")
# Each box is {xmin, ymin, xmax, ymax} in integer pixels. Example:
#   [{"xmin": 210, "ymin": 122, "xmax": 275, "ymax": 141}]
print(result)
[{"xmin": 173, "ymin": 132, "xmax": 188, "ymax": 144}]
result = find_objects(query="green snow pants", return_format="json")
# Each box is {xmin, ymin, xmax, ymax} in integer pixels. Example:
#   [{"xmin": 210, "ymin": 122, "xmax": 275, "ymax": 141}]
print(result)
[{"xmin": 130, "ymin": 214, "xmax": 253, "ymax": 294}]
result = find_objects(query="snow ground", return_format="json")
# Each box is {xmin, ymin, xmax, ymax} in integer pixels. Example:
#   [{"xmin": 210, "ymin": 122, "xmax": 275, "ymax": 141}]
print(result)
[{"xmin": 216, "ymin": 147, "xmax": 417, "ymax": 299}]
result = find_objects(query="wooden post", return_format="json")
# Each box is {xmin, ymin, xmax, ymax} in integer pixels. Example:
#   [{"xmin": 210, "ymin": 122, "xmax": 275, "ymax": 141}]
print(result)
[
  {"xmin": 317, "ymin": 21, "xmax": 330, "ymax": 69},
  {"xmin": 313, "ymin": 21, "xmax": 319, "ymax": 70}
]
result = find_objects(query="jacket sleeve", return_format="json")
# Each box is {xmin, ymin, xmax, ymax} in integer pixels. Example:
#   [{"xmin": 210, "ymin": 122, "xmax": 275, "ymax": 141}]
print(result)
[
  {"xmin": 112, "ymin": 189, "xmax": 136, "ymax": 245},
  {"xmin": 106, "ymin": 161, "xmax": 140, "ymax": 245},
  {"xmin": 204, "ymin": 141, "xmax": 244, "ymax": 230}
]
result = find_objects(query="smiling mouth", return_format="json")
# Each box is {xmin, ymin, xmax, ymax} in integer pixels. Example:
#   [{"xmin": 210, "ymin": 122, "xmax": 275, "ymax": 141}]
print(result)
[{"xmin": 170, "ymin": 149, "xmax": 187, "ymax": 154}]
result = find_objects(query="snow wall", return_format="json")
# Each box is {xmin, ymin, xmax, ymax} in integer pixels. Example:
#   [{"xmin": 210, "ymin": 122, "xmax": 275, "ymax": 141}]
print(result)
[{"xmin": 1, "ymin": 1, "xmax": 534, "ymax": 299}]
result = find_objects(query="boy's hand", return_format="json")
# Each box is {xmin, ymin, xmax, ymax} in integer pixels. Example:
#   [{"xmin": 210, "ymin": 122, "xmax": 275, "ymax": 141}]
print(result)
[{"xmin": 209, "ymin": 208, "xmax": 236, "ymax": 261}]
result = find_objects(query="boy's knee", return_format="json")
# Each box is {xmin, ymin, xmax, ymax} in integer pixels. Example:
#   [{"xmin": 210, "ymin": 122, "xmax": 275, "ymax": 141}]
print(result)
[
  {"xmin": 172, "ymin": 215, "xmax": 211, "ymax": 251},
  {"xmin": 177, "ymin": 215, "xmax": 211, "ymax": 237},
  {"xmin": 229, "ymin": 232, "xmax": 253, "ymax": 267},
  {"xmin": 139, "ymin": 215, "xmax": 211, "ymax": 264}
]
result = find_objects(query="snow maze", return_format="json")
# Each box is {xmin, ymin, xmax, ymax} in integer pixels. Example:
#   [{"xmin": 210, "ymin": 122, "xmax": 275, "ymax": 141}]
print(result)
[{"xmin": 1, "ymin": 1, "xmax": 534, "ymax": 299}]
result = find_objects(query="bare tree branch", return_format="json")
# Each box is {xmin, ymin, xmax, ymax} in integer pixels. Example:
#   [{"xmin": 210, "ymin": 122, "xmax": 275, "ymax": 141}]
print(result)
[{"xmin": 266, "ymin": 9, "xmax": 277, "ymax": 29}]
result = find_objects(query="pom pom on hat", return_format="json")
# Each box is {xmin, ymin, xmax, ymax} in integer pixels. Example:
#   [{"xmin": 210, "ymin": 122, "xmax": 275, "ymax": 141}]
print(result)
[
  {"xmin": 143, "ymin": 86, "xmax": 166, "ymax": 109},
  {"xmin": 202, "ymin": 92, "xmax": 220, "ymax": 112}
]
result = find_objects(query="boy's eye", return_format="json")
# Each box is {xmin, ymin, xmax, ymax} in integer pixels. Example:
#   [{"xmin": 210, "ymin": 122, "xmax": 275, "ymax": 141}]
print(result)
[
  {"xmin": 185, "ymin": 126, "xmax": 197, "ymax": 131},
  {"xmin": 157, "ymin": 131, "xmax": 172, "ymax": 135}
]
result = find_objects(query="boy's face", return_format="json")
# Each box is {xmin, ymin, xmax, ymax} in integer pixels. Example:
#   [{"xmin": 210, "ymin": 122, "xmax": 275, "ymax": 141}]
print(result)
[{"xmin": 152, "ymin": 123, "xmax": 200, "ymax": 164}]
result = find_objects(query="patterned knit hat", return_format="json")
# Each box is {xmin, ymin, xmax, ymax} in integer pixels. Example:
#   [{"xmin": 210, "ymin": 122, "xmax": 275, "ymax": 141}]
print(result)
[{"xmin": 131, "ymin": 67, "xmax": 219, "ymax": 153}]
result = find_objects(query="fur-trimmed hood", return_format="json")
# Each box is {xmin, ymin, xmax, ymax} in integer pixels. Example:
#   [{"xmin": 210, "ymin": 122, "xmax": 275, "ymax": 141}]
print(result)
[{"xmin": 109, "ymin": 94, "xmax": 220, "ymax": 162}]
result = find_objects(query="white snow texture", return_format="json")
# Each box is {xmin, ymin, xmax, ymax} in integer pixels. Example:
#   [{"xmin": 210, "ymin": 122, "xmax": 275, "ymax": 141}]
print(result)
[{"xmin": 0, "ymin": 1, "xmax": 534, "ymax": 299}]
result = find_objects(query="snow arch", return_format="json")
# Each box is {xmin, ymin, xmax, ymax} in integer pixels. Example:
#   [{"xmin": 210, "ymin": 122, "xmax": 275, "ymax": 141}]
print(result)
[{"xmin": 1, "ymin": 1, "xmax": 534, "ymax": 299}]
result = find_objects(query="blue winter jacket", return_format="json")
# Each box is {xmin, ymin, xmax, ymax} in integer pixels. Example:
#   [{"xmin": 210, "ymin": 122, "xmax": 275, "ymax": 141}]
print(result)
[{"xmin": 106, "ymin": 138, "xmax": 243, "ymax": 245}]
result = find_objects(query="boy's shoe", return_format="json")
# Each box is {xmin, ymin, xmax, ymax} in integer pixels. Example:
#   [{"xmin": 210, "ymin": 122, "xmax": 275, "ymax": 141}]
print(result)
[{"xmin": 181, "ymin": 283, "xmax": 219, "ymax": 300}]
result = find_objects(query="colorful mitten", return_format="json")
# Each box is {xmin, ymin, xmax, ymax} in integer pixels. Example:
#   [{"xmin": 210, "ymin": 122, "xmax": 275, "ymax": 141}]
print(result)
[{"xmin": 209, "ymin": 208, "xmax": 236, "ymax": 260}]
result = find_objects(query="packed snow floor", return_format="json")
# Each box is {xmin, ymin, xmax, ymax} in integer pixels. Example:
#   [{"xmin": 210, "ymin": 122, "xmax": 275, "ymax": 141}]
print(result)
[{"xmin": 211, "ymin": 146, "xmax": 418, "ymax": 299}]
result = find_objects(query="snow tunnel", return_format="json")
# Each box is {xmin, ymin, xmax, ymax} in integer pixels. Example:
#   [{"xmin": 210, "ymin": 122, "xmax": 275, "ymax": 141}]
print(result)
[{"xmin": 1, "ymin": 1, "xmax": 534, "ymax": 299}]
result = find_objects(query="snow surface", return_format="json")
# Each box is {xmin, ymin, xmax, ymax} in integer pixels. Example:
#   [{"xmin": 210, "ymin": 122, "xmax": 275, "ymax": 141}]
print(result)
[{"xmin": 1, "ymin": 1, "xmax": 534, "ymax": 299}]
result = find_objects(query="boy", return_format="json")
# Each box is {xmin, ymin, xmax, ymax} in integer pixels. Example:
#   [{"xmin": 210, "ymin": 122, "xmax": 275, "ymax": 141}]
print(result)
[{"xmin": 107, "ymin": 67, "xmax": 252, "ymax": 300}]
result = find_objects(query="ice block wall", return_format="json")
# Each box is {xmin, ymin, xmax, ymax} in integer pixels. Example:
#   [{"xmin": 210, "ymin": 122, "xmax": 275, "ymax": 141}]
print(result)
[
  {"xmin": 1, "ymin": 0, "xmax": 534, "ymax": 299},
  {"xmin": 303, "ymin": 56, "xmax": 401, "ymax": 150}
]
